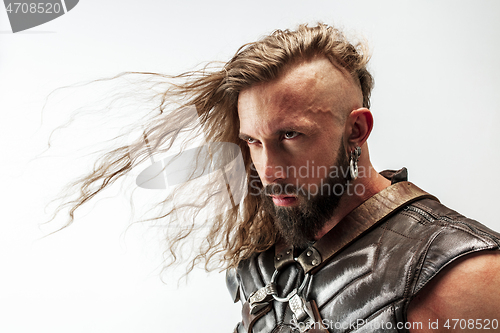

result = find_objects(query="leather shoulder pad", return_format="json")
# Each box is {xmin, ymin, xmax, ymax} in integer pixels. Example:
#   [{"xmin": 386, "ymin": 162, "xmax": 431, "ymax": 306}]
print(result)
[{"xmin": 226, "ymin": 267, "xmax": 241, "ymax": 303}]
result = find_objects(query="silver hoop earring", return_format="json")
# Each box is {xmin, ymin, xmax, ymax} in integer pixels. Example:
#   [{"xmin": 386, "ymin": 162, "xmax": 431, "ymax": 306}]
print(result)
[{"xmin": 349, "ymin": 146, "xmax": 362, "ymax": 180}]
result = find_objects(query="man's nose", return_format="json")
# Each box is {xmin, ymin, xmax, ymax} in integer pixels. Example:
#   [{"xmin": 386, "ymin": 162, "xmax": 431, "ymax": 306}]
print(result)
[{"xmin": 261, "ymin": 147, "xmax": 286, "ymax": 183}]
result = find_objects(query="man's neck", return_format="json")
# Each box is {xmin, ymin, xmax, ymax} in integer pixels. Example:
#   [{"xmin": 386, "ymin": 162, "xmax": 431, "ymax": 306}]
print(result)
[{"xmin": 314, "ymin": 164, "xmax": 392, "ymax": 240}]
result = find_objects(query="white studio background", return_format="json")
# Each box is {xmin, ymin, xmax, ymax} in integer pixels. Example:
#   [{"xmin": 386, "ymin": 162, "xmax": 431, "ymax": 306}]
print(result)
[{"xmin": 1, "ymin": 1, "xmax": 499, "ymax": 332}]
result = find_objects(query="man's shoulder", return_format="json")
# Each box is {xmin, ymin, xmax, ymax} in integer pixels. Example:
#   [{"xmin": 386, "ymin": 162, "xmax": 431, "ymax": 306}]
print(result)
[
  {"xmin": 400, "ymin": 197, "xmax": 500, "ymax": 332},
  {"xmin": 407, "ymin": 251, "xmax": 500, "ymax": 332}
]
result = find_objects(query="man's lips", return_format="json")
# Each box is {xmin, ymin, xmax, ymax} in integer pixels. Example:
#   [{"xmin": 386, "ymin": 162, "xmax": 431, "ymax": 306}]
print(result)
[{"xmin": 271, "ymin": 195, "xmax": 298, "ymax": 207}]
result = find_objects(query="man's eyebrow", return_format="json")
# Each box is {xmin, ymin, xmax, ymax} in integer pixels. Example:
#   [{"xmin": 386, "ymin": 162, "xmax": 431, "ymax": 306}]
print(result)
[
  {"xmin": 239, "ymin": 124, "xmax": 315, "ymax": 141},
  {"xmin": 238, "ymin": 133, "xmax": 252, "ymax": 140}
]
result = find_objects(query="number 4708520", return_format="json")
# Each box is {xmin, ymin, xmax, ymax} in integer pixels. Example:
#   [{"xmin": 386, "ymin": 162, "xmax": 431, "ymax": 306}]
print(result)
[
  {"xmin": 443, "ymin": 319, "xmax": 498, "ymax": 330},
  {"xmin": 5, "ymin": 3, "xmax": 62, "ymax": 14}
]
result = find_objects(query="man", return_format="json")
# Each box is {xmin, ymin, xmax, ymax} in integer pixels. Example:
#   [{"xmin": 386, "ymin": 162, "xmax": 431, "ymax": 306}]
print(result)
[
  {"xmin": 225, "ymin": 25, "xmax": 500, "ymax": 332},
  {"xmin": 59, "ymin": 24, "xmax": 500, "ymax": 332}
]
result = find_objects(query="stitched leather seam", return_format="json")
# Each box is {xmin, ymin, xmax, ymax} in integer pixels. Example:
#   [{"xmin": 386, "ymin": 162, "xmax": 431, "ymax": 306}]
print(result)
[
  {"xmin": 414, "ymin": 246, "xmax": 497, "ymax": 297},
  {"xmin": 399, "ymin": 210, "xmax": 422, "ymax": 223},
  {"xmin": 438, "ymin": 217, "xmax": 500, "ymax": 246},
  {"xmin": 402, "ymin": 236, "xmax": 424, "ymax": 298},
  {"xmin": 409, "ymin": 229, "xmax": 443, "ymax": 296},
  {"xmin": 404, "ymin": 205, "xmax": 435, "ymax": 224},
  {"xmin": 381, "ymin": 226, "xmax": 424, "ymax": 241},
  {"xmin": 401, "ymin": 235, "xmax": 429, "ymax": 323}
]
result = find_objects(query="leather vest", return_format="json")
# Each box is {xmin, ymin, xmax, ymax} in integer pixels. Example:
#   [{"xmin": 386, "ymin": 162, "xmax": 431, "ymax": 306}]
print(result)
[{"xmin": 227, "ymin": 170, "xmax": 500, "ymax": 332}]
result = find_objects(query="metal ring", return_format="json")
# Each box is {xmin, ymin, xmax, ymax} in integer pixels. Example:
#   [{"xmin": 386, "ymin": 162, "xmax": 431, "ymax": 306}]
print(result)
[
  {"xmin": 298, "ymin": 273, "xmax": 310, "ymax": 294},
  {"xmin": 269, "ymin": 269, "xmax": 311, "ymax": 303},
  {"xmin": 270, "ymin": 269, "xmax": 291, "ymax": 302},
  {"xmin": 272, "ymin": 288, "xmax": 296, "ymax": 303},
  {"xmin": 270, "ymin": 269, "xmax": 279, "ymax": 284}
]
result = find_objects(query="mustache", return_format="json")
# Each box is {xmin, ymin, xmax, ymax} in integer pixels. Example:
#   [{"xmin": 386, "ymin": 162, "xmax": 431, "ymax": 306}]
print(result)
[{"xmin": 263, "ymin": 183, "xmax": 300, "ymax": 196}]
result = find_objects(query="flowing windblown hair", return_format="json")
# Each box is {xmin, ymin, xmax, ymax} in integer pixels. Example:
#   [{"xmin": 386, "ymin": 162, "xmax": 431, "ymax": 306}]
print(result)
[{"xmin": 53, "ymin": 23, "xmax": 374, "ymax": 274}]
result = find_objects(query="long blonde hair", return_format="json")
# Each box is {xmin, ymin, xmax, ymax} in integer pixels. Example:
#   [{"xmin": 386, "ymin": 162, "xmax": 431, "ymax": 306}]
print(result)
[{"xmin": 52, "ymin": 23, "xmax": 373, "ymax": 274}]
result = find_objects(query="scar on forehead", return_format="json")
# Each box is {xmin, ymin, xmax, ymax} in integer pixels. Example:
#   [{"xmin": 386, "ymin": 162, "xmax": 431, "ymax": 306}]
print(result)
[{"xmin": 275, "ymin": 64, "xmax": 357, "ymax": 114}]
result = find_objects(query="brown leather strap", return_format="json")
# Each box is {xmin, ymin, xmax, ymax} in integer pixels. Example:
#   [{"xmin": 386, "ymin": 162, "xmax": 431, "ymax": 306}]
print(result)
[
  {"xmin": 305, "ymin": 300, "xmax": 329, "ymax": 332},
  {"xmin": 274, "ymin": 244, "xmax": 295, "ymax": 271},
  {"xmin": 241, "ymin": 300, "xmax": 272, "ymax": 332},
  {"xmin": 290, "ymin": 181, "xmax": 439, "ymax": 274}
]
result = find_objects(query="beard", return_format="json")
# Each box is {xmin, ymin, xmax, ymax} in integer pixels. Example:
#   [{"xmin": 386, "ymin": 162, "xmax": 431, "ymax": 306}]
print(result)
[{"xmin": 261, "ymin": 142, "xmax": 350, "ymax": 248}]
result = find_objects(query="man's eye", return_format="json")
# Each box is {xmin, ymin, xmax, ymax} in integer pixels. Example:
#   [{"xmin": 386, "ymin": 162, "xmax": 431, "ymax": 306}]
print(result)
[
  {"xmin": 246, "ymin": 137, "xmax": 258, "ymax": 144},
  {"xmin": 284, "ymin": 131, "xmax": 299, "ymax": 139}
]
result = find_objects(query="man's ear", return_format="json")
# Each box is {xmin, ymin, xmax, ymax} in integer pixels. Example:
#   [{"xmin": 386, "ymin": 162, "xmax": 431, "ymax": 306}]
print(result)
[{"xmin": 345, "ymin": 108, "xmax": 373, "ymax": 147}]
